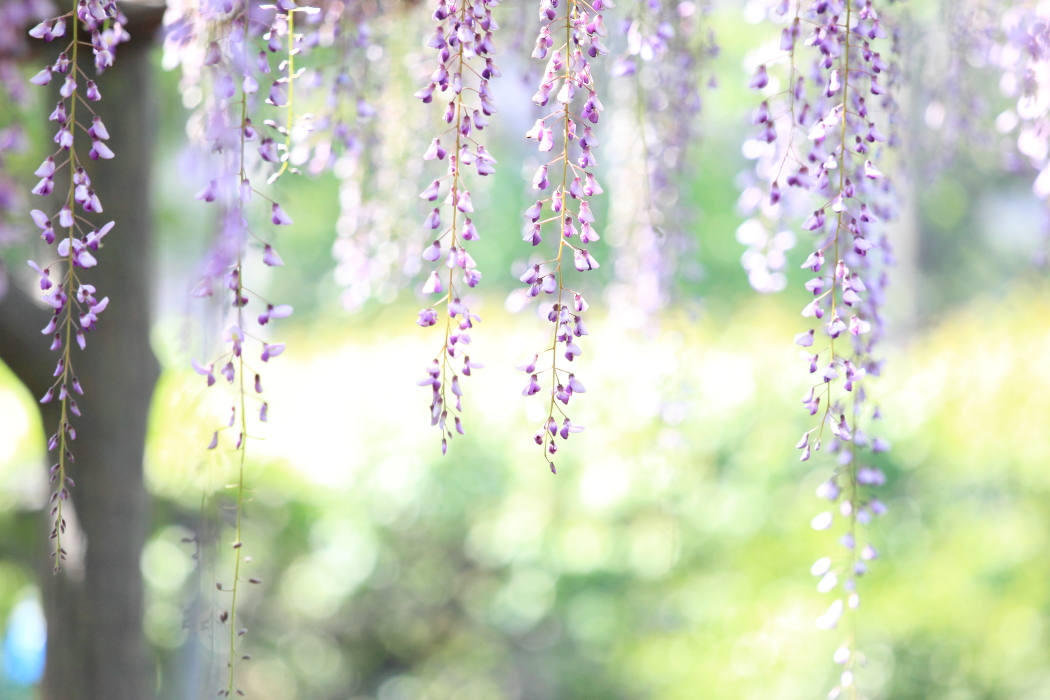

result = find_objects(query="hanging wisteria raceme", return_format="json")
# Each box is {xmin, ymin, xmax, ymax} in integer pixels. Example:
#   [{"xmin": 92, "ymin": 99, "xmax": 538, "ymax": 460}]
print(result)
[
  {"xmin": 182, "ymin": 1, "xmax": 311, "ymax": 695},
  {"xmin": 23, "ymin": 0, "xmax": 126, "ymax": 571},
  {"xmin": 746, "ymin": 1, "xmax": 897, "ymax": 696},
  {"xmin": 413, "ymin": 0, "xmax": 500, "ymax": 453},
  {"xmin": 312, "ymin": 3, "xmax": 379, "ymax": 309},
  {"xmin": 331, "ymin": 100, "xmax": 425, "ymax": 312},
  {"xmin": 605, "ymin": 0, "xmax": 714, "ymax": 323},
  {"xmin": 517, "ymin": 0, "xmax": 610, "ymax": 473}
]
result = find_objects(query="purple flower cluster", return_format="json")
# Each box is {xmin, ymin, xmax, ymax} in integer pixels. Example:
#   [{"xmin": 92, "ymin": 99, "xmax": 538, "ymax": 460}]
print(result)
[
  {"xmin": 24, "ymin": 0, "xmax": 126, "ymax": 571},
  {"xmin": 610, "ymin": 0, "xmax": 674, "ymax": 77},
  {"xmin": 744, "ymin": 1, "xmax": 897, "ymax": 694},
  {"xmin": 175, "ymin": 2, "xmax": 315, "ymax": 696},
  {"xmin": 413, "ymin": 0, "xmax": 501, "ymax": 453},
  {"xmin": 188, "ymin": 0, "xmax": 305, "ymax": 406},
  {"xmin": 517, "ymin": 0, "xmax": 611, "ymax": 473}
]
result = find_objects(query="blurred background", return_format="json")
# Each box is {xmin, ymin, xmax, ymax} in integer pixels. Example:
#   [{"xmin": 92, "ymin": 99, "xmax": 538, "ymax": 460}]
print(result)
[{"xmin": 3, "ymin": 0, "xmax": 1050, "ymax": 699}]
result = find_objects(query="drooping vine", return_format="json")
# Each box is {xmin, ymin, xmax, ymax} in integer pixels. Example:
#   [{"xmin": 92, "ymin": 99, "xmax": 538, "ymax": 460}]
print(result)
[
  {"xmin": 746, "ymin": 1, "xmax": 897, "ymax": 695},
  {"xmin": 25, "ymin": 0, "xmax": 126, "ymax": 572},
  {"xmin": 414, "ymin": 0, "xmax": 499, "ymax": 452},
  {"xmin": 316, "ymin": 3, "xmax": 399, "ymax": 312},
  {"xmin": 169, "ymin": 0, "xmax": 309, "ymax": 694},
  {"xmin": 517, "ymin": 0, "xmax": 609, "ymax": 472}
]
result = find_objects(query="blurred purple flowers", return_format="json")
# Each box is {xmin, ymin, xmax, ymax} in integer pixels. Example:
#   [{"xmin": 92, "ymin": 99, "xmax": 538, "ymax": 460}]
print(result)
[{"xmin": 516, "ymin": 0, "xmax": 610, "ymax": 472}]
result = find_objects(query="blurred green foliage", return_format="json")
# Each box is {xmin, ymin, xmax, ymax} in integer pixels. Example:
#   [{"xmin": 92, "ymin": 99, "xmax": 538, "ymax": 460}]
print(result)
[
  {"xmin": 8, "ymin": 288, "xmax": 1050, "ymax": 699},
  {"xmin": 142, "ymin": 289, "xmax": 1050, "ymax": 699}
]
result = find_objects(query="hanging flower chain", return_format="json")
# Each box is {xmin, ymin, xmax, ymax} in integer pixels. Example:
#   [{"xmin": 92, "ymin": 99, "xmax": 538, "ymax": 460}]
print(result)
[
  {"xmin": 26, "ymin": 0, "xmax": 127, "ymax": 572},
  {"xmin": 413, "ymin": 0, "xmax": 500, "ymax": 453},
  {"xmin": 607, "ymin": 0, "xmax": 715, "ymax": 319},
  {"xmin": 517, "ymin": 0, "xmax": 611, "ymax": 473},
  {"xmin": 747, "ymin": 1, "xmax": 897, "ymax": 696},
  {"xmin": 184, "ymin": 1, "xmax": 313, "ymax": 695}
]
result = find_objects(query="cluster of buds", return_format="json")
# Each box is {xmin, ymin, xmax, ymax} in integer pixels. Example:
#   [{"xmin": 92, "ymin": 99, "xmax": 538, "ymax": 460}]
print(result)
[
  {"xmin": 517, "ymin": 0, "xmax": 611, "ymax": 473},
  {"xmin": 745, "ymin": 1, "xmax": 898, "ymax": 696},
  {"xmin": 25, "ymin": 0, "xmax": 125, "ymax": 571},
  {"xmin": 413, "ymin": 0, "xmax": 501, "ymax": 453}
]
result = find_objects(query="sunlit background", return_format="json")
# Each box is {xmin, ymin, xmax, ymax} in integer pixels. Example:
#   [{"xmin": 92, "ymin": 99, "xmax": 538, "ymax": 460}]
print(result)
[{"xmin": 2, "ymin": 0, "xmax": 1050, "ymax": 698}]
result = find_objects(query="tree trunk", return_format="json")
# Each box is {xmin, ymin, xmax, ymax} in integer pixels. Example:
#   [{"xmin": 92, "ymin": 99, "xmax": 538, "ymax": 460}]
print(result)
[{"xmin": 0, "ymin": 5, "xmax": 163, "ymax": 699}]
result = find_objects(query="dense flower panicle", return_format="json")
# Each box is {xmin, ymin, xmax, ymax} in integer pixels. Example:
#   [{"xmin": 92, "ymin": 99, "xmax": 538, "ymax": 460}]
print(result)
[
  {"xmin": 606, "ymin": 0, "xmax": 716, "ymax": 325},
  {"xmin": 24, "ymin": 0, "xmax": 127, "ymax": 572},
  {"xmin": 413, "ymin": 0, "xmax": 500, "ymax": 453},
  {"xmin": 742, "ymin": 1, "xmax": 898, "ymax": 695},
  {"xmin": 176, "ymin": 2, "xmax": 313, "ymax": 696},
  {"xmin": 515, "ymin": 0, "xmax": 610, "ymax": 472}
]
